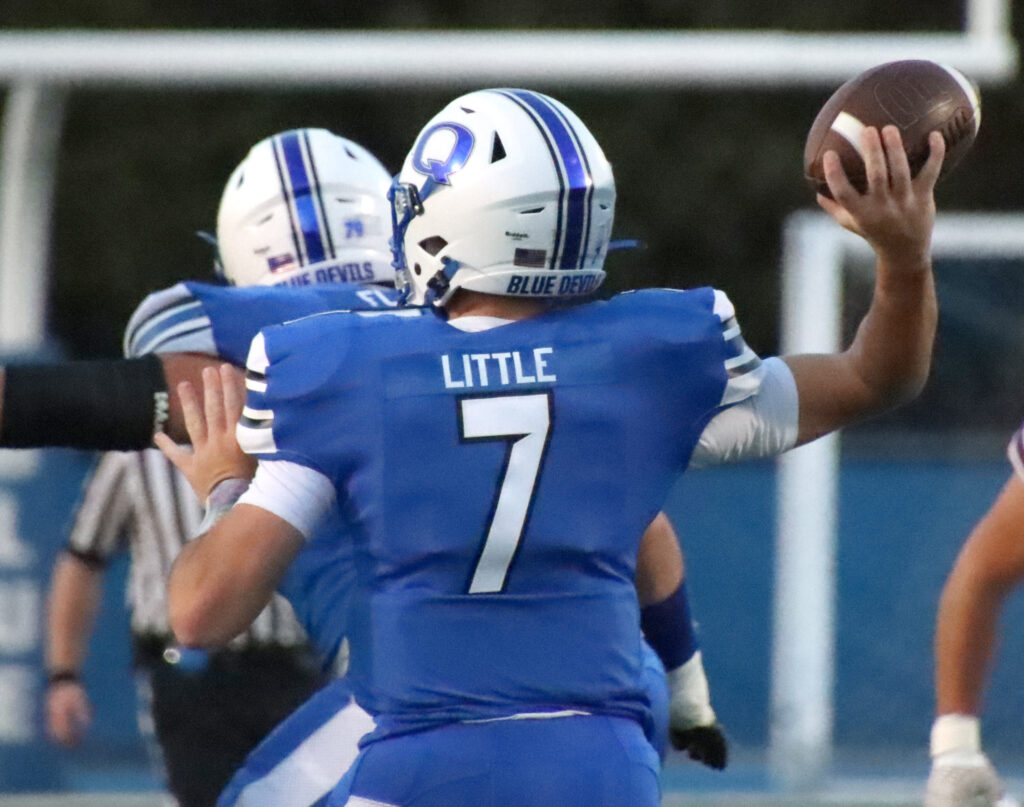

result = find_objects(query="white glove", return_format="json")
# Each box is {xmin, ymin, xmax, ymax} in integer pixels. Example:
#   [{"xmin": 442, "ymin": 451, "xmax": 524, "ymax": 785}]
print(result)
[
  {"xmin": 666, "ymin": 651, "xmax": 717, "ymax": 729},
  {"xmin": 925, "ymin": 714, "xmax": 1010, "ymax": 807},
  {"xmin": 665, "ymin": 651, "xmax": 728, "ymax": 769}
]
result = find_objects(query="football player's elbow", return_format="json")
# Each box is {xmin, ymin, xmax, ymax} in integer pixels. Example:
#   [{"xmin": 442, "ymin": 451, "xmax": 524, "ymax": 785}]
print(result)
[
  {"xmin": 858, "ymin": 361, "xmax": 930, "ymax": 418},
  {"xmin": 168, "ymin": 595, "xmax": 223, "ymax": 648}
]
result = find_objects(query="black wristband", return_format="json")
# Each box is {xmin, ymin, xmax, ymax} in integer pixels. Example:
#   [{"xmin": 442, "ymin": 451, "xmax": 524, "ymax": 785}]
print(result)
[
  {"xmin": 46, "ymin": 670, "xmax": 81, "ymax": 687},
  {"xmin": 1, "ymin": 354, "xmax": 168, "ymax": 450}
]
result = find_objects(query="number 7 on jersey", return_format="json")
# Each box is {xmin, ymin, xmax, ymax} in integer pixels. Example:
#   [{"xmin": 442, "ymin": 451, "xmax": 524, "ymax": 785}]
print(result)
[{"xmin": 459, "ymin": 392, "xmax": 553, "ymax": 594}]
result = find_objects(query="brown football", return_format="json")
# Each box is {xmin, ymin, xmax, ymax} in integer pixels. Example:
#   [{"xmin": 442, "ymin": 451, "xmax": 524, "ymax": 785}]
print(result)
[{"xmin": 804, "ymin": 59, "xmax": 981, "ymax": 197}]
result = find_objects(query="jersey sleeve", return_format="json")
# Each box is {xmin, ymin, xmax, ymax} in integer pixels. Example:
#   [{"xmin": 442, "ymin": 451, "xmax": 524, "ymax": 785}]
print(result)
[
  {"xmin": 123, "ymin": 283, "xmax": 217, "ymax": 358},
  {"xmin": 237, "ymin": 460, "xmax": 336, "ymax": 540},
  {"xmin": 711, "ymin": 289, "xmax": 766, "ymax": 408},
  {"xmin": 690, "ymin": 356, "xmax": 799, "ymax": 467},
  {"xmin": 235, "ymin": 328, "xmax": 338, "ymax": 539},
  {"xmin": 235, "ymin": 327, "xmax": 338, "ymax": 472},
  {"xmin": 236, "ymin": 331, "xmax": 277, "ymax": 456}
]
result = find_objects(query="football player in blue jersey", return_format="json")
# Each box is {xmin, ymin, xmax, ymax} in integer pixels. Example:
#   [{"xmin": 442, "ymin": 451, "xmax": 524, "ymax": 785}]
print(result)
[
  {"xmin": 0, "ymin": 124, "xmax": 723, "ymax": 800},
  {"xmin": 159, "ymin": 88, "xmax": 944, "ymax": 807}
]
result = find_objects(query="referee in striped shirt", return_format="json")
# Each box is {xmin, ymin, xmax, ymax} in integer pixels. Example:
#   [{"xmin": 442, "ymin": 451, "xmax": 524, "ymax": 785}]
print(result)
[{"xmin": 45, "ymin": 448, "xmax": 327, "ymax": 807}]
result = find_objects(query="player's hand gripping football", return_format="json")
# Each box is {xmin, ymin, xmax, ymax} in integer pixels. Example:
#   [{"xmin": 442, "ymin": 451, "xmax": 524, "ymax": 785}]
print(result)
[
  {"xmin": 154, "ymin": 363, "xmax": 255, "ymax": 502},
  {"xmin": 925, "ymin": 749, "xmax": 1013, "ymax": 807},
  {"xmin": 817, "ymin": 125, "xmax": 944, "ymax": 272}
]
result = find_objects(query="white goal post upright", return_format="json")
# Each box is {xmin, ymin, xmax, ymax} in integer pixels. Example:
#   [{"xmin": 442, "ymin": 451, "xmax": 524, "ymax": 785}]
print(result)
[{"xmin": 772, "ymin": 211, "xmax": 1024, "ymax": 791}]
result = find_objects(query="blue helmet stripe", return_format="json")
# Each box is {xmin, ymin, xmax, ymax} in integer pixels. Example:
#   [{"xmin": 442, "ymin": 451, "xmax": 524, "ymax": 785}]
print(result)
[
  {"xmin": 494, "ymin": 90, "xmax": 565, "ymax": 270},
  {"xmin": 270, "ymin": 138, "xmax": 304, "ymax": 265},
  {"xmin": 506, "ymin": 90, "xmax": 592, "ymax": 270},
  {"xmin": 547, "ymin": 100, "xmax": 595, "ymax": 270},
  {"xmin": 278, "ymin": 131, "xmax": 327, "ymax": 266},
  {"xmin": 303, "ymin": 129, "xmax": 336, "ymax": 260}
]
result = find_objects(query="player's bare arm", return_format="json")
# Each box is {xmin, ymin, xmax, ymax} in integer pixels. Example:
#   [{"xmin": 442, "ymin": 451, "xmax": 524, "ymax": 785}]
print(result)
[
  {"xmin": 784, "ymin": 126, "xmax": 944, "ymax": 447},
  {"xmin": 635, "ymin": 512, "xmax": 684, "ymax": 607},
  {"xmin": 635, "ymin": 513, "xmax": 728, "ymax": 770},
  {"xmin": 159, "ymin": 365, "xmax": 300, "ymax": 647}
]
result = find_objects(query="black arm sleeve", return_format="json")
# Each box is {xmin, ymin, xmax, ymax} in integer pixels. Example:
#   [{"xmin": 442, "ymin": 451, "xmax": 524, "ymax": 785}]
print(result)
[{"xmin": 0, "ymin": 354, "xmax": 169, "ymax": 450}]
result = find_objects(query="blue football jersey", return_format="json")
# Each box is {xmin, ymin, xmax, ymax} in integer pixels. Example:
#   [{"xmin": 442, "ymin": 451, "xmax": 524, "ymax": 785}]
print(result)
[
  {"xmin": 239, "ymin": 287, "xmax": 759, "ymax": 740},
  {"xmin": 122, "ymin": 279, "xmax": 404, "ymax": 667},
  {"xmin": 123, "ymin": 280, "xmax": 400, "ymax": 363}
]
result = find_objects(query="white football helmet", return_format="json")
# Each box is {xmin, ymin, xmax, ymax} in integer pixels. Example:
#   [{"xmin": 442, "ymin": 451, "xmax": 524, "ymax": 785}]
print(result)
[
  {"xmin": 216, "ymin": 128, "xmax": 394, "ymax": 288},
  {"xmin": 390, "ymin": 89, "xmax": 615, "ymax": 307}
]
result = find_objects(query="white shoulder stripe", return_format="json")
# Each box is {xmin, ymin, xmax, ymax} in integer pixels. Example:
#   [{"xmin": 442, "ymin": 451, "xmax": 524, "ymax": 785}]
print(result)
[
  {"xmin": 721, "ymin": 360, "xmax": 767, "ymax": 407},
  {"xmin": 246, "ymin": 332, "xmax": 270, "ymax": 374},
  {"xmin": 133, "ymin": 314, "xmax": 212, "ymax": 356},
  {"xmin": 243, "ymin": 405, "xmax": 274, "ymax": 421},
  {"xmin": 237, "ymin": 422, "xmax": 277, "ymax": 455},
  {"xmin": 711, "ymin": 289, "xmax": 736, "ymax": 322},
  {"xmin": 724, "ymin": 345, "xmax": 759, "ymax": 371}
]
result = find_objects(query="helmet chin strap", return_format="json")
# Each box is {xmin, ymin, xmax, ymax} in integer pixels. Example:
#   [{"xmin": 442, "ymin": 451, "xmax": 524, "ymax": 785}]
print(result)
[{"xmin": 424, "ymin": 257, "xmax": 461, "ymax": 307}]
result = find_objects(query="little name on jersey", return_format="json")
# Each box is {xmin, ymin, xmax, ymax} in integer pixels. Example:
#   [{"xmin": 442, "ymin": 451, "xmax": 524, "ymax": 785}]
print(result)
[{"xmin": 442, "ymin": 347, "xmax": 556, "ymax": 389}]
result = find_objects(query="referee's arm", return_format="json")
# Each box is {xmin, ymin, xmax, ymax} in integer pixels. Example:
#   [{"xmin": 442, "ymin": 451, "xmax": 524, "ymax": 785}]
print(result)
[{"xmin": 44, "ymin": 453, "xmax": 134, "ymax": 746}]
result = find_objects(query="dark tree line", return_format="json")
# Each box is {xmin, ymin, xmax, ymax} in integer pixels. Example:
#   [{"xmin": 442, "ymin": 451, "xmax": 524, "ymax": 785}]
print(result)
[{"xmin": 2, "ymin": 1, "xmax": 1023, "ymax": 433}]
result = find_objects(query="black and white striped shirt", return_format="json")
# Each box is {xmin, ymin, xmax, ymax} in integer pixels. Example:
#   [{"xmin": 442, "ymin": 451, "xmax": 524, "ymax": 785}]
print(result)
[{"xmin": 66, "ymin": 449, "xmax": 309, "ymax": 648}]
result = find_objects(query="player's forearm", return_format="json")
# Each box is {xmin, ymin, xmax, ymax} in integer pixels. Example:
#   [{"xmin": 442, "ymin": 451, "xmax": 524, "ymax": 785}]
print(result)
[
  {"xmin": 168, "ymin": 504, "xmax": 303, "ymax": 647},
  {"xmin": 785, "ymin": 261, "xmax": 936, "ymax": 446},
  {"xmin": 852, "ymin": 256, "xmax": 937, "ymax": 405},
  {"xmin": 46, "ymin": 555, "xmax": 103, "ymax": 673},
  {"xmin": 635, "ymin": 512, "xmax": 684, "ymax": 607},
  {"xmin": 0, "ymin": 353, "xmax": 235, "ymax": 448},
  {"xmin": 0, "ymin": 356, "xmax": 170, "ymax": 450}
]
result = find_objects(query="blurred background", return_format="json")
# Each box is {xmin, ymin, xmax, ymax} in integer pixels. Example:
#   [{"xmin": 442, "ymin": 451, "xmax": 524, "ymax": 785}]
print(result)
[{"xmin": 1, "ymin": 1, "xmax": 1024, "ymax": 804}]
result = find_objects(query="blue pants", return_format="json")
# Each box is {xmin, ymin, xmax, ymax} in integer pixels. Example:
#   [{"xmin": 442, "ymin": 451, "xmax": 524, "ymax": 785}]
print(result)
[
  {"xmin": 217, "ymin": 678, "xmax": 373, "ymax": 807},
  {"xmin": 330, "ymin": 714, "xmax": 660, "ymax": 807},
  {"xmin": 220, "ymin": 645, "xmax": 668, "ymax": 807},
  {"xmin": 642, "ymin": 640, "xmax": 670, "ymax": 760}
]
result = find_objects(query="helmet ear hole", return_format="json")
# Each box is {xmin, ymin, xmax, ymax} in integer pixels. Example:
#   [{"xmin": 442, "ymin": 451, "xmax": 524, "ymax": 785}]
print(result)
[
  {"xmin": 413, "ymin": 263, "xmax": 422, "ymax": 276},
  {"xmin": 418, "ymin": 236, "xmax": 448, "ymax": 256},
  {"xmin": 490, "ymin": 133, "xmax": 506, "ymax": 164}
]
